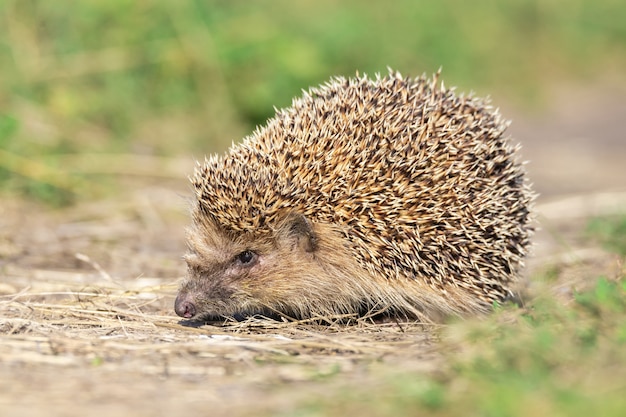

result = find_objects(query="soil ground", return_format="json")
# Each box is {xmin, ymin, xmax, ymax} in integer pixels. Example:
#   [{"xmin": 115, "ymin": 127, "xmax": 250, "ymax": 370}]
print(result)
[{"xmin": 1, "ymin": 85, "xmax": 625, "ymax": 416}]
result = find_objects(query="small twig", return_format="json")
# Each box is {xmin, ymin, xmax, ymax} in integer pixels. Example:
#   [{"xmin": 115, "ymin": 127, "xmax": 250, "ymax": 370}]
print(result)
[{"xmin": 74, "ymin": 253, "xmax": 113, "ymax": 282}]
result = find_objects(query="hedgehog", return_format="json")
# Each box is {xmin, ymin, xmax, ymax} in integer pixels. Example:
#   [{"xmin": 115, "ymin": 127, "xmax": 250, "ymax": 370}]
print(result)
[{"xmin": 174, "ymin": 70, "xmax": 534, "ymax": 323}]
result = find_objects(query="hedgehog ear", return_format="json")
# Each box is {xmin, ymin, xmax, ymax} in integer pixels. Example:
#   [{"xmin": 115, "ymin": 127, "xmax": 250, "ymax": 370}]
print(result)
[{"xmin": 278, "ymin": 213, "xmax": 317, "ymax": 253}]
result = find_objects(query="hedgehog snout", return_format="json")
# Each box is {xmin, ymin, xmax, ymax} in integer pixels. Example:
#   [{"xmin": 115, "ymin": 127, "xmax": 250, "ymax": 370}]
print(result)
[{"xmin": 174, "ymin": 291, "xmax": 196, "ymax": 318}]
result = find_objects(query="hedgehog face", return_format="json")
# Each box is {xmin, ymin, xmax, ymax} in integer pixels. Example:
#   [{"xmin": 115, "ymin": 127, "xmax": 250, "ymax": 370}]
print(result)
[{"xmin": 175, "ymin": 213, "xmax": 340, "ymax": 320}]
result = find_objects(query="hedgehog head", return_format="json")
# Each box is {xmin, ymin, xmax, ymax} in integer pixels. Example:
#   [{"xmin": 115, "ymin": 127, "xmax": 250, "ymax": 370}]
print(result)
[{"xmin": 176, "ymin": 152, "xmax": 374, "ymax": 320}]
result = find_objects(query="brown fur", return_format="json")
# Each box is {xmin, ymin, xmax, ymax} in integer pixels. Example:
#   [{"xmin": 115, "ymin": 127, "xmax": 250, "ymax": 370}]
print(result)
[{"xmin": 179, "ymin": 212, "xmax": 491, "ymax": 322}]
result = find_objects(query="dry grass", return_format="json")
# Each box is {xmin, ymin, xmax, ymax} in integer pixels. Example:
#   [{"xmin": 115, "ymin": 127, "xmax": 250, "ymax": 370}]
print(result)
[
  {"xmin": 0, "ymin": 272, "xmax": 439, "ymax": 363},
  {"xmin": 0, "ymin": 268, "xmax": 441, "ymax": 417},
  {"xmin": 1, "ymin": 262, "xmax": 441, "ymax": 361}
]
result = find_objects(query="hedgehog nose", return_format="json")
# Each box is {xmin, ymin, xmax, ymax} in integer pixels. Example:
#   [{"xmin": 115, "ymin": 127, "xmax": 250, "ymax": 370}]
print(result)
[{"xmin": 174, "ymin": 293, "xmax": 196, "ymax": 318}]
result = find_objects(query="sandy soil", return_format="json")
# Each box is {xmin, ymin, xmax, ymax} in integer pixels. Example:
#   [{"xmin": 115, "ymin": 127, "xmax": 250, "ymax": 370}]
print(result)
[{"xmin": 1, "ymin": 85, "xmax": 625, "ymax": 416}]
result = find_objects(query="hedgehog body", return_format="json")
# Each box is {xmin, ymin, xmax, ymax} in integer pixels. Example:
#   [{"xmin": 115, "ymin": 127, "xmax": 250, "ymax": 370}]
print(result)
[{"xmin": 175, "ymin": 71, "xmax": 534, "ymax": 322}]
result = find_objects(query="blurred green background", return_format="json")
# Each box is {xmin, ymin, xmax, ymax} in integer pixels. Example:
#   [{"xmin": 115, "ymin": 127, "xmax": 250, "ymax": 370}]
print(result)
[{"xmin": 1, "ymin": 0, "xmax": 625, "ymax": 204}]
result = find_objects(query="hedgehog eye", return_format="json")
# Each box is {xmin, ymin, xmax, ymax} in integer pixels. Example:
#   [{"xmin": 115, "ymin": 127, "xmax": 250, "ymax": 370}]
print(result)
[{"xmin": 235, "ymin": 250, "xmax": 258, "ymax": 266}]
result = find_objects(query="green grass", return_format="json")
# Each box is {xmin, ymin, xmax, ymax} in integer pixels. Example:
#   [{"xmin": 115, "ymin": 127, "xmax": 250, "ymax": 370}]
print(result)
[
  {"xmin": 1, "ymin": 0, "xmax": 625, "ymax": 203},
  {"xmin": 276, "ymin": 274, "xmax": 626, "ymax": 417},
  {"xmin": 587, "ymin": 216, "xmax": 626, "ymax": 256}
]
